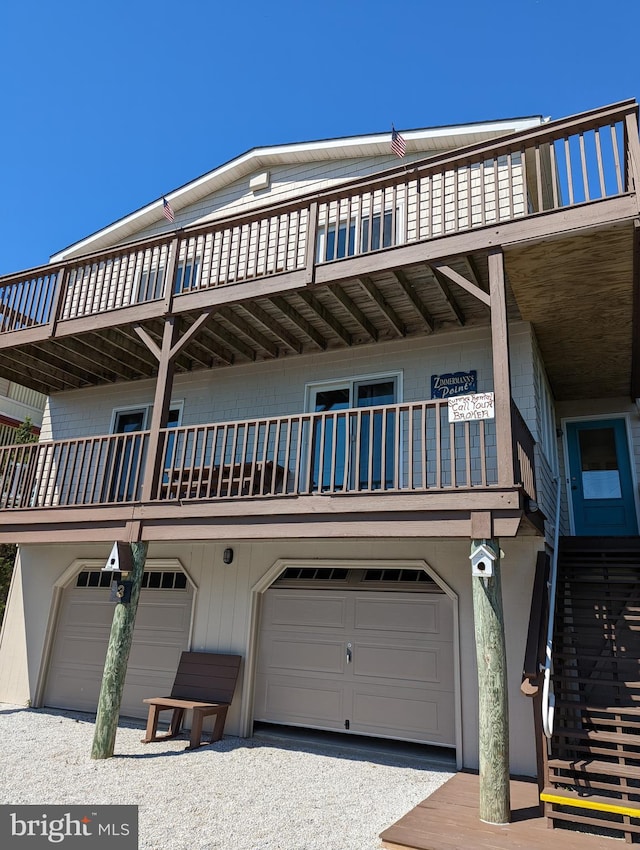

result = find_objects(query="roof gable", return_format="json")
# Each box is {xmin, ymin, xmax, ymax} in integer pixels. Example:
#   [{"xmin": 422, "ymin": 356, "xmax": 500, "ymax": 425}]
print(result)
[{"xmin": 51, "ymin": 115, "xmax": 545, "ymax": 261}]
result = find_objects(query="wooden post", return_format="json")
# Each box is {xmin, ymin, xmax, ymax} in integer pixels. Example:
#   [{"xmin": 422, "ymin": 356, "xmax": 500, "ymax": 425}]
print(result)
[
  {"xmin": 91, "ymin": 540, "xmax": 148, "ymax": 759},
  {"xmin": 488, "ymin": 249, "xmax": 514, "ymax": 488},
  {"xmin": 471, "ymin": 537, "xmax": 511, "ymax": 824}
]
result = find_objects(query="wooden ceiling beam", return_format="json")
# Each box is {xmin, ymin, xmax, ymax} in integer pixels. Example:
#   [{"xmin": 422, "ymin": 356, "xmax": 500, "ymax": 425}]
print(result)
[
  {"xmin": 270, "ymin": 296, "xmax": 328, "ymax": 350},
  {"xmin": 358, "ymin": 276, "xmax": 405, "ymax": 337},
  {"xmin": 328, "ymin": 285, "xmax": 378, "ymax": 341},
  {"xmin": 429, "ymin": 267, "xmax": 466, "ymax": 325},
  {"xmin": 21, "ymin": 343, "xmax": 109, "ymax": 385},
  {"xmin": 4, "ymin": 348, "xmax": 84, "ymax": 390},
  {"xmin": 0, "ymin": 357, "xmax": 60, "ymax": 395},
  {"xmin": 392, "ymin": 270, "xmax": 435, "ymax": 332},
  {"xmin": 202, "ymin": 322, "xmax": 257, "ymax": 362},
  {"xmin": 295, "ymin": 290, "xmax": 352, "ymax": 346},
  {"xmin": 60, "ymin": 333, "xmax": 151, "ymax": 379},
  {"xmin": 430, "ymin": 261, "xmax": 491, "ymax": 307},
  {"xmin": 218, "ymin": 308, "xmax": 279, "ymax": 358},
  {"xmin": 192, "ymin": 328, "xmax": 235, "ymax": 365},
  {"xmin": 237, "ymin": 303, "xmax": 303, "ymax": 354},
  {"xmin": 46, "ymin": 337, "xmax": 142, "ymax": 382},
  {"xmin": 97, "ymin": 327, "xmax": 159, "ymax": 369}
]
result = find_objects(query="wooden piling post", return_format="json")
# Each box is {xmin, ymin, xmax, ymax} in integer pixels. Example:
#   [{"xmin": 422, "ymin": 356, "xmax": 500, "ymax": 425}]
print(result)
[
  {"xmin": 91, "ymin": 540, "xmax": 148, "ymax": 759},
  {"xmin": 471, "ymin": 538, "xmax": 511, "ymax": 824}
]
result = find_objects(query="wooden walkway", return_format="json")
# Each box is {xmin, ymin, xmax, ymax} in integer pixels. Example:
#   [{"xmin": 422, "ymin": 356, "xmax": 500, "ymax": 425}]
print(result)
[{"xmin": 380, "ymin": 772, "xmax": 625, "ymax": 850}]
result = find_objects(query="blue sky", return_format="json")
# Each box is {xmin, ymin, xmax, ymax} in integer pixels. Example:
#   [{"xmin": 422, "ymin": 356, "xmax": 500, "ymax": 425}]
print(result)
[{"xmin": 1, "ymin": 0, "xmax": 638, "ymax": 276}]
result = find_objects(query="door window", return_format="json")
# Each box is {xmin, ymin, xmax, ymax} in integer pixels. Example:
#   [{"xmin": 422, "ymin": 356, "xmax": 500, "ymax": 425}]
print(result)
[
  {"xmin": 106, "ymin": 405, "xmax": 181, "ymax": 502},
  {"xmin": 578, "ymin": 427, "xmax": 622, "ymax": 499},
  {"xmin": 308, "ymin": 375, "xmax": 399, "ymax": 491}
]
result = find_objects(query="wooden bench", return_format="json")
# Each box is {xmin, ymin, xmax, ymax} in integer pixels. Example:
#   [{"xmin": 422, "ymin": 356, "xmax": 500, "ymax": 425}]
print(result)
[
  {"xmin": 141, "ymin": 651, "xmax": 242, "ymax": 750},
  {"xmin": 160, "ymin": 461, "xmax": 286, "ymax": 500}
]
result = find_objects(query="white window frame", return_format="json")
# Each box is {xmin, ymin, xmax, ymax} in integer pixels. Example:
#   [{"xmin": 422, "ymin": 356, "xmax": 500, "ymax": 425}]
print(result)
[
  {"xmin": 316, "ymin": 203, "xmax": 405, "ymax": 263},
  {"xmin": 109, "ymin": 400, "xmax": 184, "ymax": 433},
  {"xmin": 304, "ymin": 371, "xmax": 403, "ymax": 412}
]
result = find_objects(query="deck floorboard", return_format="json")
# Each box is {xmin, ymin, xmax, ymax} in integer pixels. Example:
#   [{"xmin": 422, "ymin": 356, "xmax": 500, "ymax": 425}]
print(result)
[{"xmin": 380, "ymin": 772, "xmax": 627, "ymax": 850}]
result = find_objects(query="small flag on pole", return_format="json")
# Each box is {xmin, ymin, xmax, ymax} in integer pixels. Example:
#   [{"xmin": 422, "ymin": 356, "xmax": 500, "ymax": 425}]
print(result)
[
  {"xmin": 162, "ymin": 197, "xmax": 175, "ymax": 223},
  {"xmin": 391, "ymin": 126, "xmax": 406, "ymax": 158}
]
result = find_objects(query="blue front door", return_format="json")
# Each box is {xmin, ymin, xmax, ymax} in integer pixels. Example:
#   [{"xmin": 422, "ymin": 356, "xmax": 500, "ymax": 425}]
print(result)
[{"xmin": 566, "ymin": 418, "xmax": 638, "ymax": 536}]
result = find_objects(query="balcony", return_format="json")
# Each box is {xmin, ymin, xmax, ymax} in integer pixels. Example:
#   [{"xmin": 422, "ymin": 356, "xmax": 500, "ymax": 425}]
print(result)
[
  {"xmin": 0, "ymin": 400, "xmax": 537, "ymax": 539},
  {"xmin": 0, "ymin": 101, "xmax": 637, "ymax": 402},
  {"xmin": 0, "ymin": 101, "xmax": 636, "ymax": 544}
]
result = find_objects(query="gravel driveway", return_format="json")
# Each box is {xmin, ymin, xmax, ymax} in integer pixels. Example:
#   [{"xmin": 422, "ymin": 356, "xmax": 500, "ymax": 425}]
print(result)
[{"xmin": 0, "ymin": 704, "xmax": 454, "ymax": 850}]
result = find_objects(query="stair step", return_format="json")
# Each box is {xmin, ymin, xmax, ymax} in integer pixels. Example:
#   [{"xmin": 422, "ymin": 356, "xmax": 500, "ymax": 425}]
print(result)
[
  {"xmin": 541, "ymin": 786, "xmax": 640, "ymax": 818},
  {"xmin": 556, "ymin": 699, "xmax": 640, "ymax": 717},
  {"xmin": 551, "ymin": 674, "xmax": 640, "ymax": 687},
  {"xmin": 548, "ymin": 757, "xmax": 640, "ymax": 780},
  {"xmin": 554, "ymin": 726, "xmax": 640, "ymax": 747}
]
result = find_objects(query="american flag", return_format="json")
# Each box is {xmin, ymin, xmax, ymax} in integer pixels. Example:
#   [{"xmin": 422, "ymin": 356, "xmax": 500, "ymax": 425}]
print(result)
[
  {"xmin": 391, "ymin": 126, "xmax": 406, "ymax": 158},
  {"xmin": 162, "ymin": 197, "xmax": 175, "ymax": 223}
]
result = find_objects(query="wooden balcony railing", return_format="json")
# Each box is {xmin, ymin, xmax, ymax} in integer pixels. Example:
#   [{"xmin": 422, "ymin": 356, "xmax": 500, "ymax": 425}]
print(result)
[
  {"xmin": 0, "ymin": 101, "xmax": 637, "ymax": 337},
  {"xmin": 0, "ymin": 400, "xmax": 535, "ymax": 511}
]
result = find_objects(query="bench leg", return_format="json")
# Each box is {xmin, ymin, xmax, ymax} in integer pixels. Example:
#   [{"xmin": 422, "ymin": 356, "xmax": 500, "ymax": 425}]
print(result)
[
  {"xmin": 142, "ymin": 704, "xmax": 161, "ymax": 744},
  {"xmin": 141, "ymin": 705, "xmax": 185, "ymax": 743},
  {"xmin": 210, "ymin": 706, "xmax": 229, "ymax": 743},
  {"xmin": 185, "ymin": 706, "xmax": 229, "ymax": 749},
  {"xmin": 187, "ymin": 708, "xmax": 206, "ymax": 750}
]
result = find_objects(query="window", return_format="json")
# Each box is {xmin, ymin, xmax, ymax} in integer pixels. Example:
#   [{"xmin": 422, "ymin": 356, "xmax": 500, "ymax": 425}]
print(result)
[
  {"xmin": 306, "ymin": 374, "xmax": 401, "ymax": 491},
  {"xmin": 173, "ymin": 257, "xmax": 201, "ymax": 294},
  {"xmin": 105, "ymin": 403, "xmax": 182, "ymax": 502},
  {"xmin": 136, "ymin": 267, "xmax": 165, "ymax": 303},
  {"xmin": 317, "ymin": 209, "xmax": 397, "ymax": 263}
]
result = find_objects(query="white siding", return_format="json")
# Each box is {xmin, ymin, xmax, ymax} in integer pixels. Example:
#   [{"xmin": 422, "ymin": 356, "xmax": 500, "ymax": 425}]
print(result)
[
  {"xmin": 123, "ymin": 154, "xmax": 427, "ymax": 246},
  {"xmin": 41, "ymin": 322, "xmax": 536, "ymax": 442},
  {"xmin": 116, "ymin": 153, "xmax": 526, "ymax": 249}
]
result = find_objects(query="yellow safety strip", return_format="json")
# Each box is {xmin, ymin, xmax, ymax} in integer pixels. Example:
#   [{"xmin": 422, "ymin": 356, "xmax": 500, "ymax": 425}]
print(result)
[{"xmin": 541, "ymin": 791, "xmax": 640, "ymax": 818}]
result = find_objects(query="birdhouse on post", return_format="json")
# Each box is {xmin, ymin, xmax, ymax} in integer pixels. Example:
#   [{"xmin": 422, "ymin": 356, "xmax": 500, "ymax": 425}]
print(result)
[
  {"xmin": 102, "ymin": 541, "xmax": 134, "ymax": 574},
  {"xmin": 102, "ymin": 542, "xmax": 134, "ymax": 604},
  {"xmin": 469, "ymin": 541, "xmax": 497, "ymax": 577}
]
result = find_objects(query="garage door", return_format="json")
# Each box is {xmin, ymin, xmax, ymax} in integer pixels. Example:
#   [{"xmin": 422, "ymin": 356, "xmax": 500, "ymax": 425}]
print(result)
[
  {"xmin": 254, "ymin": 587, "xmax": 455, "ymax": 746},
  {"xmin": 44, "ymin": 566, "xmax": 194, "ymax": 719}
]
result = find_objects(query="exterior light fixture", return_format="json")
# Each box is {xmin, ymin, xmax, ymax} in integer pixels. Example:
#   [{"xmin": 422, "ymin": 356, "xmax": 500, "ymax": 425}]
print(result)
[{"xmin": 223, "ymin": 548, "xmax": 234, "ymax": 565}]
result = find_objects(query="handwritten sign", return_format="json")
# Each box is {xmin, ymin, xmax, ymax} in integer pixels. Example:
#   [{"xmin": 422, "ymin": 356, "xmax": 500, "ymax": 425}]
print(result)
[
  {"xmin": 448, "ymin": 392, "xmax": 495, "ymax": 423},
  {"xmin": 431, "ymin": 370, "xmax": 477, "ymax": 399}
]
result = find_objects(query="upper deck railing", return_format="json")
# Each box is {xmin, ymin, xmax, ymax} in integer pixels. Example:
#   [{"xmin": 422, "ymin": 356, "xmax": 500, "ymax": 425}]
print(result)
[{"xmin": 0, "ymin": 100, "xmax": 637, "ymax": 337}]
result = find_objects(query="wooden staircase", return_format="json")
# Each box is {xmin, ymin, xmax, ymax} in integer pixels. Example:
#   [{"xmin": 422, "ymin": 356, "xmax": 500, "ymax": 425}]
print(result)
[{"xmin": 542, "ymin": 537, "xmax": 640, "ymax": 843}]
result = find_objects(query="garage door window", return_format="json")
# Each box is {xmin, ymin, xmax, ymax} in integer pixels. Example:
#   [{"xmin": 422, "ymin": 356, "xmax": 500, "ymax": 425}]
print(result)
[{"xmin": 75, "ymin": 570, "xmax": 187, "ymax": 590}]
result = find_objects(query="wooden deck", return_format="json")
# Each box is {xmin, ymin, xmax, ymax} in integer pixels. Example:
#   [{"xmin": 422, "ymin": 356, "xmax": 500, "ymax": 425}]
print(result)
[{"xmin": 380, "ymin": 772, "xmax": 624, "ymax": 850}]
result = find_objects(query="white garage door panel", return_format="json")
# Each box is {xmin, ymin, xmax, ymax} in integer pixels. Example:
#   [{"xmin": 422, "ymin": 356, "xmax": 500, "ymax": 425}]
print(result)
[
  {"xmin": 263, "ymin": 637, "xmax": 345, "ymax": 675},
  {"xmin": 62, "ymin": 600, "xmax": 115, "ymax": 628},
  {"xmin": 352, "ymin": 688, "xmax": 455, "ymax": 742},
  {"xmin": 44, "ymin": 576, "xmax": 193, "ymax": 719},
  {"xmin": 354, "ymin": 641, "xmax": 453, "ymax": 685},
  {"xmin": 354, "ymin": 596, "xmax": 450, "ymax": 634},
  {"xmin": 45, "ymin": 672, "xmax": 102, "ymax": 712},
  {"xmin": 256, "ymin": 677, "xmax": 344, "ymax": 727},
  {"xmin": 256, "ymin": 588, "xmax": 456, "ymax": 746},
  {"xmin": 267, "ymin": 593, "xmax": 347, "ymax": 629},
  {"xmin": 133, "ymin": 601, "xmax": 191, "ymax": 633}
]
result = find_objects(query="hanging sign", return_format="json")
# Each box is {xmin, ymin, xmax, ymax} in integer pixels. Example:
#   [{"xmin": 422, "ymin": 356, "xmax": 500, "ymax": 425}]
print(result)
[
  {"xmin": 448, "ymin": 392, "xmax": 495, "ymax": 422},
  {"xmin": 431, "ymin": 370, "xmax": 477, "ymax": 399}
]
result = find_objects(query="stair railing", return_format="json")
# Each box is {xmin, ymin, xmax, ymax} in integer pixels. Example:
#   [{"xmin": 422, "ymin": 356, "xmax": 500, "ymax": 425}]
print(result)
[{"xmin": 542, "ymin": 475, "xmax": 562, "ymax": 738}]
